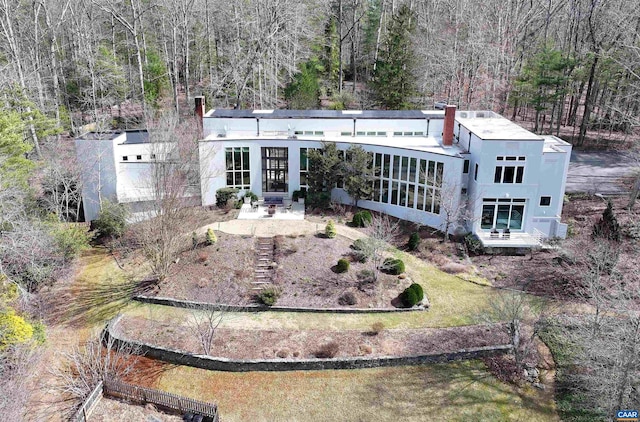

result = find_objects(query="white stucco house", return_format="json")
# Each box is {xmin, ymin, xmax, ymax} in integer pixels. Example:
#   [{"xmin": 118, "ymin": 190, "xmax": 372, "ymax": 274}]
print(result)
[{"xmin": 77, "ymin": 98, "xmax": 572, "ymax": 247}]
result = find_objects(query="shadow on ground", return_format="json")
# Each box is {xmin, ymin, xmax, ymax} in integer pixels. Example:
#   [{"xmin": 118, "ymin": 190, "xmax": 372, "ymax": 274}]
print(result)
[{"xmin": 43, "ymin": 276, "xmax": 157, "ymax": 328}]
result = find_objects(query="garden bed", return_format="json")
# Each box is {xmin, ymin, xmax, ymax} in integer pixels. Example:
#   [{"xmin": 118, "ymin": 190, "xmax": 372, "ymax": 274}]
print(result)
[
  {"xmin": 155, "ymin": 232, "xmax": 255, "ymax": 304},
  {"xmin": 114, "ymin": 314, "xmax": 508, "ymax": 360},
  {"xmin": 154, "ymin": 232, "xmax": 420, "ymax": 309}
]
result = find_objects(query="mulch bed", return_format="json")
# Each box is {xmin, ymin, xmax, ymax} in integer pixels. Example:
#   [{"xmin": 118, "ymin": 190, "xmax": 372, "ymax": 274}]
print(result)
[
  {"xmin": 154, "ymin": 231, "xmax": 420, "ymax": 309},
  {"xmin": 115, "ymin": 315, "xmax": 508, "ymax": 360},
  {"xmin": 156, "ymin": 232, "xmax": 255, "ymax": 304}
]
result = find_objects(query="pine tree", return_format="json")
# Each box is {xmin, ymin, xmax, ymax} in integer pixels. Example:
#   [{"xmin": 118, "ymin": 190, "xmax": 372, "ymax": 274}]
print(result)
[
  {"xmin": 592, "ymin": 200, "xmax": 621, "ymax": 241},
  {"xmin": 371, "ymin": 4, "xmax": 416, "ymax": 110}
]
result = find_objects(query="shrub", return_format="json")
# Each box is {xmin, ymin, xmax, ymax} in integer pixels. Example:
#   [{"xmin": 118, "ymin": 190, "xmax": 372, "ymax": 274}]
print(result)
[
  {"xmin": 206, "ymin": 228, "xmax": 217, "ymax": 245},
  {"xmin": 464, "ymin": 233, "xmax": 484, "ymax": 255},
  {"xmin": 400, "ymin": 283, "xmax": 424, "ymax": 307},
  {"xmin": 51, "ymin": 223, "xmax": 93, "ymax": 260},
  {"xmin": 325, "ymin": 220, "xmax": 337, "ymax": 238},
  {"xmin": 244, "ymin": 191, "xmax": 258, "ymax": 202},
  {"xmin": 407, "ymin": 232, "xmax": 420, "ymax": 251},
  {"xmin": 215, "ymin": 187, "xmax": 239, "ymax": 208},
  {"xmin": 371, "ymin": 322, "xmax": 385, "ymax": 335},
  {"xmin": 93, "ymin": 200, "xmax": 127, "ymax": 238},
  {"xmin": 338, "ymin": 291, "xmax": 358, "ymax": 305},
  {"xmin": 383, "ymin": 258, "xmax": 405, "ymax": 275},
  {"xmin": 352, "ymin": 210, "xmax": 373, "ymax": 227},
  {"xmin": 315, "ymin": 341, "xmax": 339, "ymax": 358},
  {"xmin": 258, "ymin": 287, "xmax": 280, "ymax": 306},
  {"xmin": 356, "ymin": 269, "xmax": 375, "ymax": 283},
  {"xmin": 336, "ymin": 258, "xmax": 350, "ymax": 273},
  {"xmin": 592, "ymin": 200, "xmax": 621, "ymax": 241},
  {"xmin": 292, "ymin": 190, "xmax": 307, "ymax": 201},
  {"xmin": 351, "ymin": 238, "xmax": 368, "ymax": 262},
  {"xmin": 0, "ymin": 309, "xmax": 34, "ymax": 350},
  {"xmin": 409, "ymin": 283, "xmax": 424, "ymax": 302},
  {"xmin": 191, "ymin": 231, "xmax": 198, "ymax": 249},
  {"xmin": 307, "ymin": 191, "xmax": 331, "ymax": 209},
  {"xmin": 400, "ymin": 287, "xmax": 418, "ymax": 307}
]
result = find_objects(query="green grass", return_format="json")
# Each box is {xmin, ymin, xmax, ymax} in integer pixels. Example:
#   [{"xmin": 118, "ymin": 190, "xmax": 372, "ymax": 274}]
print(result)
[{"xmin": 155, "ymin": 360, "xmax": 557, "ymax": 422}]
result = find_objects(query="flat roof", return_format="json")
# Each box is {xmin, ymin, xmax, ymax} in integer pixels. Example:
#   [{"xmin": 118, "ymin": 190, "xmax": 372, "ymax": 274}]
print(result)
[
  {"xmin": 203, "ymin": 133, "xmax": 464, "ymax": 158},
  {"xmin": 76, "ymin": 130, "xmax": 149, "ymax": 144},
  {"xmin": 206, "ymin": 109, "xmax": 445, "ymax": 120},
  {"xmin": 455, "ymin": 115, "xmax": 542, "ymax": 141}
]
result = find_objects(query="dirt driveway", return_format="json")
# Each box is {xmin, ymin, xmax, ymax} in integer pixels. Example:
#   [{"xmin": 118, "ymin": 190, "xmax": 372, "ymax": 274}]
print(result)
[{"xmin": 567, "ymin": 151, "xmax": 636, "ymax": 194}]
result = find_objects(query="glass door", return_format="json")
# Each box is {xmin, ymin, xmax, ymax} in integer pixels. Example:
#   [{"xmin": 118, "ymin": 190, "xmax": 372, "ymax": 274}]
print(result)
[{"xmin": 261, "ymin": 147, "xmax": 288, "ymax": 192}]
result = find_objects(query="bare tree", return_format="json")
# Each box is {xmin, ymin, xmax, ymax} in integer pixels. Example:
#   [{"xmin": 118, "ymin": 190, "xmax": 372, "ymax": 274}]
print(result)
[
  {"xmin": 53, "ymin": 330, "xmax": 140, "ymax": 410},
  {"xmin": 185, "ymin": 303, "xmax": 227, "ymax": 356},
  {"xmin": 355, "ymin": 214, "xmax": 398, "ymax": 281}
]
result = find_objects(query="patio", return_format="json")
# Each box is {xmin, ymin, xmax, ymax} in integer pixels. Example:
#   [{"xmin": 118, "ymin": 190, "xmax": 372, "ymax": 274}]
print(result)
[
  {"xmin": 477, "ymin": 230, "xmax": 543, "ymax": 248},
  {"xmin": 237, "ymin": 201, "xmax": 305, "ymax": 220}
]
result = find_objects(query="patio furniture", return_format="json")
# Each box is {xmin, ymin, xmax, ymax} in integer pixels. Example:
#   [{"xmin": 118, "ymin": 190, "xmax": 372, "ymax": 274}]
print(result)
[
  {"xmin": 503, "ymin": 228, "xmax": 510, "ymax": 239},
  {"xmin": 490, "ymin": 229, "xmax": 499, "ymax": 239}
]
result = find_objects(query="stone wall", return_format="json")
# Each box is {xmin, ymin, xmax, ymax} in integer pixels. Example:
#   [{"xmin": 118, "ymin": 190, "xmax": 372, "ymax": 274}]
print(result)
[
  {"xmin": 105, "ymin": 316, "xmax": 512, "ymax": 372},
  {"xmin": 134, "ymin": 295, "xmax": 426, "ymax": 314}
]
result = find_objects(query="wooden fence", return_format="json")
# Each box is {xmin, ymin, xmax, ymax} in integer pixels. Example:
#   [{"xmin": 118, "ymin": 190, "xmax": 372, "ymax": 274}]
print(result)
[
  {"xmin": 71, "ymin": 381, "xmax": 104, "ymax": 422},
  {"xmin": 103, "ymin": 379, "xmax": 219, "ymax": 420}
]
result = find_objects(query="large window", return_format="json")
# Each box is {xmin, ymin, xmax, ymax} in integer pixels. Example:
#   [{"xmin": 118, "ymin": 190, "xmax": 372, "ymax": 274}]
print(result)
[
  {"xmin": 481, "ymin": 198, "xmax": 526, "ymax": 230},
  {"xmin": 262, "ymin": 147, "xmax": 288, "ymax": 192},
  {"xmin": 494, "ymin": 156, "xmax": 525, "ymax": 184},
  {"xmin": 225, "ymin": 147, "xmax": 250, "ymax": 189},
  {"xmin": 371, "ymin": 152, "xmax": 443, "ymax": 214},
  {"xmin": 299, "ymin": 148, "xmax": 310, "ymax": 190}
]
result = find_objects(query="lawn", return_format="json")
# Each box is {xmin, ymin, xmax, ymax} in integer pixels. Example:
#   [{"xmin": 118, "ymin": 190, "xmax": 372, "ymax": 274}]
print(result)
[{"xmin": 153, "ymin": 361, "xmax": 557, "ymax": 422}]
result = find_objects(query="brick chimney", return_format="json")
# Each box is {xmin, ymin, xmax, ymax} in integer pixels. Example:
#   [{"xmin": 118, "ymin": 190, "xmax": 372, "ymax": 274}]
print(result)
[
  {"xmin": 194, "ymin": 96, "xmax": 205, "ymax": 130},
  {"xmin": 443, "ymin": 105, "xmax": 456, "ymax": 147}
]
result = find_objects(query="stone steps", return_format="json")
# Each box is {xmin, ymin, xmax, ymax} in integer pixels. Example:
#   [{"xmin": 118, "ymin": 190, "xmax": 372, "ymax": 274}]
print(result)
[{"xmin": 254, "ymin": 236, "xmax": 276, "ymax": 286}]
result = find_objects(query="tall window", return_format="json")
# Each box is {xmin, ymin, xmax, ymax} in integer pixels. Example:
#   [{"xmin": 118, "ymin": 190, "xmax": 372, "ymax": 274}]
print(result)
[
  {"xmin": 300, "ymin": 147, "xmax": 318, "ymax": 191},
  {"xmin": 371, "ymin": 152, "xmax": 443, "ymax": 214},
  {"xmin": 481, "ymin": 198, "xmax": 526, "ymax": 230},
  {"xmin": 225, "ymin": 147, "xmax": 250, "ymax": 190},
  {"xmin": 262, "ymin": 147, "xmax": 288, "ymax": 192},
  {"xmin": 494, "ymin": 156, "xmax": 525, "ymax": 184}
]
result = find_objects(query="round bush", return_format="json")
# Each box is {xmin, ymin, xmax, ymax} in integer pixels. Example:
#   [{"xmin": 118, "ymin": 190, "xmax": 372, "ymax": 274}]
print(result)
[
  {"xmin": 336, "ymin": 258, "xmax": 350, "ymax": 273},
  {"xmin": 400, "ymin": 287, "xmax": 418, "ymax": 307},
  {"xmin": 325, "ymin": 220, "xmax": 337, "ymax": 238},
  {"xmin": 409, "ymin": 283, "xmax": 424, "ymax": 302},
  {"xmin": 338, "ymin": 291, "xmax": 358, "ymax": 306},
  {"xmin": 408, "ymin": 232, "xmax": 420, "ymax": 251},
  {"xmin": 258, "ymin": 288, "xmax": 280, "ymax": 306},
  {"xmin": 352, "ymin": 210, "xmax": 373, "ymax": 227},
  {"xmin": 383, "ymin": 258, "xmax": 405, "ymax": 275}
]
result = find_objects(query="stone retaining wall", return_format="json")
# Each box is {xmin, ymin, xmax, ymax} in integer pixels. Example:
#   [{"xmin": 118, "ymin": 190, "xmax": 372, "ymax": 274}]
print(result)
[
  {"xmin": 105, "ymin": 316, "xmax": 512, "ymax": 372},
  {"xmin": 133, "ymin": 295, "xmax": 426, "ymax": 314}
]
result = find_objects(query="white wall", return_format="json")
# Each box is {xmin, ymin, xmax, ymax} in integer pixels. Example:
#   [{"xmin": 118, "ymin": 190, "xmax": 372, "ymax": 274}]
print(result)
[
  {"xmin": 75, "ymin": 136, "xmax": 119, "ymax": 221},
  {"xmin": 200, "ymin": 137, "xmax": 465, "ymax": 233}
]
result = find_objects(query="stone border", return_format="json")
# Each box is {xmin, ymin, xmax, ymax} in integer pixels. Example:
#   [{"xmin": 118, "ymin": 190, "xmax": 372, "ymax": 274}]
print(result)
[
  {"xmin": 105, "ymin": 316, "xmax": 512, "ymax": 372},
  {"xmin": 133, "ymin": 295, "xmax": 427, "ymax": 313}
]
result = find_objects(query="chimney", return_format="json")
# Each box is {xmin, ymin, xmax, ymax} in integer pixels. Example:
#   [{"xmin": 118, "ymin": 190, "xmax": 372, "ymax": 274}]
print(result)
[
  {"xmin": 194, "ymin": 96, "xmax": 205, "ymax": 130},
  {"xmin": 443, "ymin": 105, "xmax": 456, "ymax": 147}
]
